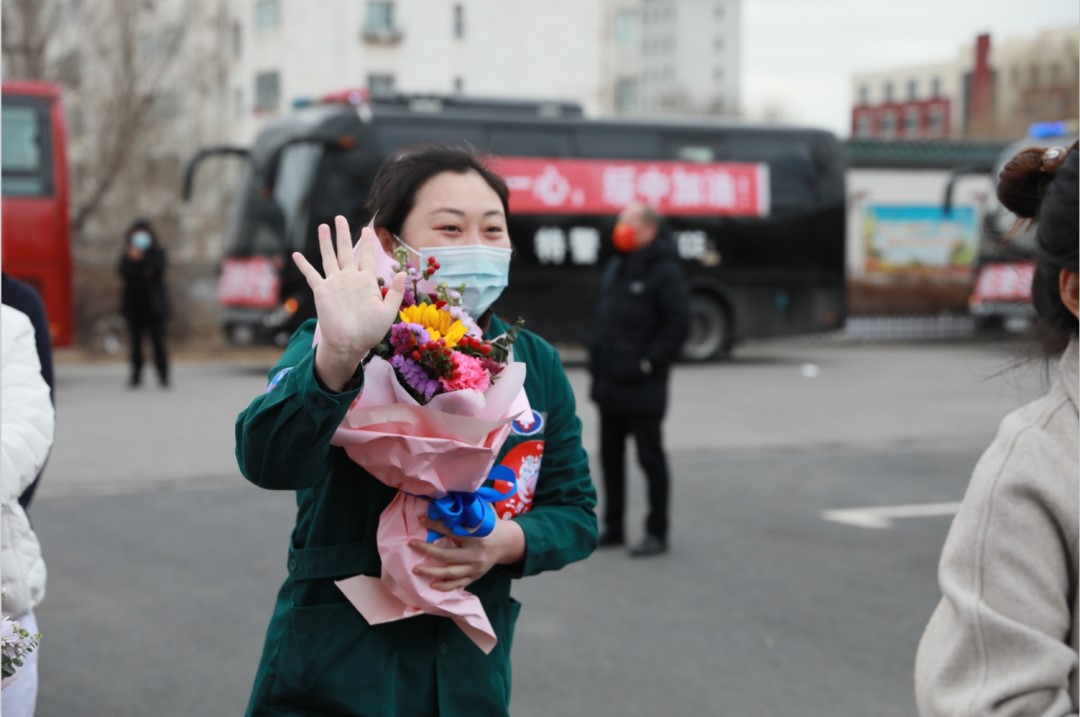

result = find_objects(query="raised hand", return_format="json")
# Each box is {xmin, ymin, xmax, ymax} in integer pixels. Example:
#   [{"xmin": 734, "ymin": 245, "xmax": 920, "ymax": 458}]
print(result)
[{"xmin": 293, "ymin": 215, "xmax": 406, "ymax": 391}]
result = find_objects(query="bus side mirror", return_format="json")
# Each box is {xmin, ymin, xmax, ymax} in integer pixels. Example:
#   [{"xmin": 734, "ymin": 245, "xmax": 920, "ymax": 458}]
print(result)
[{"xmin": 182, "ymin": 146, "xmax": 251, "ymax": 202}]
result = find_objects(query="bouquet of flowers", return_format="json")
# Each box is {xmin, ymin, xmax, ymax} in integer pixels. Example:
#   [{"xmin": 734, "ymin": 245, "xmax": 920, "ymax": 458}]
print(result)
[
  {"xmin": 367, "ymin": 248, "xmax": 524, "ymax": 405},
  {"xmin": 315, "ymin": 227, "xmax": 532, "ymax": 654},
  {"xmin": 2, "ymin": 613, "xmax": 41, "ymax": 689}
]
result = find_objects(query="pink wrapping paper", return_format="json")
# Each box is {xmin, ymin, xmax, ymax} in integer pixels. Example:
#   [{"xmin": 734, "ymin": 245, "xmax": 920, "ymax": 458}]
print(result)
[
  {"xmin": 312, "ymin": 221, "xmax": 532, "ymax": 653},
  {"xmin": 331, "ymin": 357, "xmax": 530, "ymax": 654}
]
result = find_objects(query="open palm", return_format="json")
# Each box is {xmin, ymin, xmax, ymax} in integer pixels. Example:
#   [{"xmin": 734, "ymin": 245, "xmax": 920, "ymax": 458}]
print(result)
[{"xmin": 293, "ymin": 215, "xmax": 406, "ymax": 390}]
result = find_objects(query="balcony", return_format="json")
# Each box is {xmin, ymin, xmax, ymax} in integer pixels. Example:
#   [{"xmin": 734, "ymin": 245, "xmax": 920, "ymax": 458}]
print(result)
[{"xmin": 360, "ymin": 23, "xmax": 403, "ymax": 45}]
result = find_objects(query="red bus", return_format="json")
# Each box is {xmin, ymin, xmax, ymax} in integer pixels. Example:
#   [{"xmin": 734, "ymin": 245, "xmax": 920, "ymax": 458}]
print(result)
[{"xmin": 2, "ymin": 81, "xmax": 74, "ymax": 346}]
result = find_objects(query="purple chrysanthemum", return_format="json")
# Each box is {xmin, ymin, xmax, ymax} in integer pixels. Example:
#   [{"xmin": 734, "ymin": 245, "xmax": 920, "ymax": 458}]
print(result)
[
  {"xmin": 390, "ymin": 354, "xmax": 441, "ymax": 402},
  {"xmin": 390, "ymin": 322, "xmax": 430, "ymax": 354}
]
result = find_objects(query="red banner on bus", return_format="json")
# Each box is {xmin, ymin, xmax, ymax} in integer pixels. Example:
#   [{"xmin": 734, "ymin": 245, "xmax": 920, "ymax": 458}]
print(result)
[{"xmin": 489, "ymin": 157, "xmax": 770, "ymax": 217}]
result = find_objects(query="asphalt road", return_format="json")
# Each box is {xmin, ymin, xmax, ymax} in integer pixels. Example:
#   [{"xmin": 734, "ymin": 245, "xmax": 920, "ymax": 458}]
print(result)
[{"xmin": 29, "ymin": 338, "xmax": 1046, "ymax": 716}]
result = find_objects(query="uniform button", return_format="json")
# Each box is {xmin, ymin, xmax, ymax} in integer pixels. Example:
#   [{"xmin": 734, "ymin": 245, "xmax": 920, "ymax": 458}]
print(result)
[
  {"xmin": 438, "ymin": 643, "xmax": 449, "ymax": 656},
  {"xmin": 315, "ymin": 396, "xmax": 332, "ymax": 409},
  {"xmin": 287, "ymin": 557, "xmax": 297, "ymax": 572}
]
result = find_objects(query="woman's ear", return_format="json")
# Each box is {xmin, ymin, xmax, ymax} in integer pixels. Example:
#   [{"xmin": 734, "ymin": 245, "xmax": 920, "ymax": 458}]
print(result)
[
  {"xmin": 1059, "ymin": 269, "xmax": 1080, "ymax": 320},
  {"xmin": 375, "ymin": 227, "xmax": 395, "ymax": 255}
]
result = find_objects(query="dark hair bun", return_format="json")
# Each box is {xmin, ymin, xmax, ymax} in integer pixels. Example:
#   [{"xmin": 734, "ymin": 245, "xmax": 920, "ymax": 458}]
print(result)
[{"xmin": 996, "ymin": 146, "xmax": 1055, "ymax": 219}]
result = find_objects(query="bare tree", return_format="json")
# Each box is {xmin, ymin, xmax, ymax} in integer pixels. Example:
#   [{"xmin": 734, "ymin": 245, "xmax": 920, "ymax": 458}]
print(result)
[
  {"xmin": 0, "ymin": 0, "xmax": 59, "ymax": 80},
  {"xmin": 1, "ymin": 0, "xmax": 188, "ymax": 237}
]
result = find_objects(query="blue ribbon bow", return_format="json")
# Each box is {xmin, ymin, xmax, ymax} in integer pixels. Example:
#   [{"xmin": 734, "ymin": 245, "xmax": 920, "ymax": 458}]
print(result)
[{"xmin": 426, "ymin": 464, "xmax": 518, "ymax": 543}]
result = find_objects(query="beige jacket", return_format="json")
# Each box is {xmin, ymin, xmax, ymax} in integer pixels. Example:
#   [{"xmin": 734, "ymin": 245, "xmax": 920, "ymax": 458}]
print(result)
[
  {"xmin": 1, "ymin": 305, "xmax": 54, "ymax": 617},
  {"xmin": 916, "ymin": 338, "xmax": 1079, "ymax": 716}
]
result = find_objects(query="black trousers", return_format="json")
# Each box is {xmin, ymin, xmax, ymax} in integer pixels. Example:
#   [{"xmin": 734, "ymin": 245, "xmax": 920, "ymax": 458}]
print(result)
[
  {"xmin": 599, "ymin": 412, "xmax": 670, "ymax": 540},
  {"xmin": 128, "ymin": 317, "xmax": 169, "ymax": 385}
]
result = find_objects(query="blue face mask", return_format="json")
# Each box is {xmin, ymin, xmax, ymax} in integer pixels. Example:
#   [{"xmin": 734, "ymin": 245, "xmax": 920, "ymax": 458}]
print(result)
[
  {"xmin": 395, "ymin": 236, "xmax": 512, "ymax": 318},
  {"xmin": 132, "ymin": 231, "xmax": 152, "ymax": 250}
]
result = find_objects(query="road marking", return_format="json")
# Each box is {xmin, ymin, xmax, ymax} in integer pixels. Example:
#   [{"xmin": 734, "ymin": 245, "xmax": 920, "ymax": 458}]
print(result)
[{"xmin": 820, "ymin": 501, "xmax": 962, "ymax": 529}]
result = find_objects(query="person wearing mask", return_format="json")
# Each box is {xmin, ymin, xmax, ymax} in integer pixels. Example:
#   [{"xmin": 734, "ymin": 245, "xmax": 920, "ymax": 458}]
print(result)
[
  {"xmin": 587, "ymin": 202, "xmax": 691, "ymax": 557},
  {"xmin": 235, "ymin": 143, "xmax": 597, "ymax": 716},
  {"xmin": 915, "ymin": 141, "xmax": 1079, "ymax": 715},
  {"xmin": 1, "ymin": 304, "xmax": 56, "ymax": 717},
  {"xmin": 118, "ymin": 219, "xmax": 170, "ymax": 388},
  {"xmin": 1, "ymin": 274, "xmax": 55, "ymax": 511}
]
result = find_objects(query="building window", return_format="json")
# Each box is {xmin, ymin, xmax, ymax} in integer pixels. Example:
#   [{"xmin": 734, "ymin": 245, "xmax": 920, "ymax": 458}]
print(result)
[
  {"xmin": 452, "ymin": 4, "xmax": 464, "ymax": 39},
  {"xmin": 615, "ymin": 9, "xmax": 638, "ymax": 48},
  {"xmin": 928, "ymin": 105, "xmax": 945, "ymax": 136},
  {"xmin": 615, "ymin": 78, "xmax": 639, "ymax": 112},
  {"xmin": 254, "ymin": 0, "xmax": 279, "ymax": 31},
  {"xmin": 254, "ymin": 71, "xmax": 280, "ymax": 111},
  {"xmin": 1030, "ymin": 65, "xmax": 1040, "ymax": 86},
  {"xmin": 904, "ymin": 107, "xmax": 920, "ymax": 137},
  {"xmin": 881, "ymin": 109, "xmax": 897, "ymax": 138},
  {"xmin": 930, "ymin": 76, "xmax": 941, "ymax": 98},
  {"xmin": 855, "ymin": 112, "xmax": 872, "ymax": 137},
  {"xmin": 234, "ymin": 88, "xmax": 244, "ymax": 118},
  {"xmin": 453, "ymin": 76, "xmax": 464, "ymax": 94},
  {"xmin": 883, "ymin": 82, "xmax": 893, "ymax": 103},
  {"xmin": 907, "ymin": 79, "xmax": 917, "ymax": 101},
  {"xmin": 364, "ymin": 1, "xmax": 397, "ymax": 35},
  {"xmin": 714, "ymin": 37, "xmax": 724, "ymax": 50},
  {"xmin": 857, "ymin": 85, "xmax": 868, "ymax": 105},
  {"xmin": 1050, "ymin": 63, "xmax": 1061, "ymax": 84},
  {"xmin": 713, "ymin": 66, "xmax": 724, "ymax": 81},
  {"xmin": 368, "ymin": 72, "xmax": 395, "ymax": 97},
  {"xmin": 232, "ymin": 20, "xmax": 242, "ymax": 59},
  {"xmin": 715, "ymin": 3, "xmax": 724, "ymax": 19}
]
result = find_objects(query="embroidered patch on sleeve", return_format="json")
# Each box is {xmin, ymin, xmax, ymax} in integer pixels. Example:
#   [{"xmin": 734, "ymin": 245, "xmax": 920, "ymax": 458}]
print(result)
[{"xmin": 265, "ymin": 366, "xmax": 294, "ymax": 393}]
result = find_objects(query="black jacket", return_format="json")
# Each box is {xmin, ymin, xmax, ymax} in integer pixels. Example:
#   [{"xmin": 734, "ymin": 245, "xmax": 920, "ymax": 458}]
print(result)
[
  {"xmin": 118, "ymin": 246, "xmax": 169, "ymax": 322},
  {"xmin": 587, "ymin": 234, "xmax": 691, "ymax": 416}
]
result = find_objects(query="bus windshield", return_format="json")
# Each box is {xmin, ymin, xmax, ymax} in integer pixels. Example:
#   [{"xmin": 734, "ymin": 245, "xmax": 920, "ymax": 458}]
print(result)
[
  {"xmin": 2, "ymin": 101, "xmax": 53, "ymax": 197},
  {"xmin": 224, "ymin": 141, "xmax": 324, "ymax": 257}
]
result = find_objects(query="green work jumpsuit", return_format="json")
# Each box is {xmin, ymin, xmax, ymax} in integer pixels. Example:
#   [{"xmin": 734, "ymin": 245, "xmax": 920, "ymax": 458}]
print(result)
[{"xmin": 236, "ymin": 316, "xmax": 598, "ymax": 716}]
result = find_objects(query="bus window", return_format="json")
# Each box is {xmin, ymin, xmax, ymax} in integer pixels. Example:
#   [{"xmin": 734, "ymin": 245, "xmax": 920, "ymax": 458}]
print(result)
[
  {"xmin": 2, "ymin": 103, "xmax": 53, "ymax": 197},
  {"xmin": 487, "ymin": 128, "xmax": 573, "ymax": 157},
  {"xmin": 274, "ymin": 142, "xmax": 323, "ymax": 252},
  {"xmin": 675, "ymin": 146, "xmax": 715, "ymax": 163},
  {"xmin": 573, "ymin": 128, "xmax": 660, "ymax": 159},
  {"xmin": 375, "ymin": 122, "xmax": 485, "ymax": 155}
]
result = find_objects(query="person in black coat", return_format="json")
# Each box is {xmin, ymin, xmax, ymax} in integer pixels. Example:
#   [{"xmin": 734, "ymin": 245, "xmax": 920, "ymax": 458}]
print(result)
[
  {"xmin": 118, "ymin": 218, "xmax": 170, "ymax": 387},
  {"xmin": 1, "ymin": 273, "xmax": 55, "ymax": 510},
  {"xmin": 588, "ymin": 202, "xmax": 691, "ymax": 557}
]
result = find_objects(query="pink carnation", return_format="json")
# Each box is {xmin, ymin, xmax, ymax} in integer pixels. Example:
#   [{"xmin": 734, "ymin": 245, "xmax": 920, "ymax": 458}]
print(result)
[{"xmin": 439, "ymin": 351, "xmax": 491, "ymax": 393}]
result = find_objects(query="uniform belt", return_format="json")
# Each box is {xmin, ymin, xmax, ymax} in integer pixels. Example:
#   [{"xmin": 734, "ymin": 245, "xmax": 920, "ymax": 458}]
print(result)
[{"xmin": 286, "ymin": 542, "xmax": 381, "ymax": 581}]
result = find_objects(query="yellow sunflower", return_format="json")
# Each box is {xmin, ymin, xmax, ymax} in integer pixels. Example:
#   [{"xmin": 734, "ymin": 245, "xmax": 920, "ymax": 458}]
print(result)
[{"xmin": 399, "ymin": 303, "xmax": 468, "ymax": 348}]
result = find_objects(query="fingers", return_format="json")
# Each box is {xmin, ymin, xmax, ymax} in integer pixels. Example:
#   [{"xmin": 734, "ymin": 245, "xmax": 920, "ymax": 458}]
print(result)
[
  {"xmin": 292, "ymin": 252, "xmax": 322, "ymax": 287},
  {"xmin": 413, "ymin": 560, "xmax": 479, "ymax": 591},
  {"xmin": 334, "ymin": 215, "xmax": 354, "ymax": 270},
  {"xmin": 357, "ymin": 225, "xmax": 377, "ymax": 275},
  {"xmin": 317, "ymin": 223, "xmax": 339, "ymax": 276},
  {"xmin": 383, "ymin": 271, "xmax": 408, "ymax": 314}
]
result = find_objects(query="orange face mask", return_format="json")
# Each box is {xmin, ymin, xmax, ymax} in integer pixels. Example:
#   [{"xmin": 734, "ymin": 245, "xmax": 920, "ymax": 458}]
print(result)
[{"xmin": 612, "ymin": 222, "xmax": 637, "ymax": 252}]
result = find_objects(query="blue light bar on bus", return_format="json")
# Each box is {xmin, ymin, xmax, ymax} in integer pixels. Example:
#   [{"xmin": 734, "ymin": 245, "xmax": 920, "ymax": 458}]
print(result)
[{"xmin": 1028, "ymin": 121, "xmax": 1069, "ymax": 138}]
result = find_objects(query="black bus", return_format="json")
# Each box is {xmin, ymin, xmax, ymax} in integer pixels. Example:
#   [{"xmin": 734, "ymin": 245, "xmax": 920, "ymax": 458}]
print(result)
[{"xmin": 185, "ymin": 92, "xmax": 846, "ymax": 360}]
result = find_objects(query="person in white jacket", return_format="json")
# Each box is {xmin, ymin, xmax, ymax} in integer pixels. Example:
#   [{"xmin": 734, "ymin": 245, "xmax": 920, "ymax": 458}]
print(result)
[
  {"xmin": 915, "ymin": 142, "xmax": 1079, "ymax": 716},
  {"xmin": 2, "ymin": 304, "xmax": 56, "ymax": 717}
]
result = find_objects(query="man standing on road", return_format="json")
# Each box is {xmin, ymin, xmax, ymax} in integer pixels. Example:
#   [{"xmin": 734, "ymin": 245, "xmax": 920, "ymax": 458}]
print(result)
[{"xmin": 588, "ymin": 202, "xmax": 691, "ymax": 557}]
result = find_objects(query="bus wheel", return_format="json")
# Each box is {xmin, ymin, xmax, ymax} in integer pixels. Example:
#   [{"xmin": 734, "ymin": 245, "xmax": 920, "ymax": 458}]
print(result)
[{"xmin": 683, "ymin": 294, "xmax": 731, "ymax": 362}]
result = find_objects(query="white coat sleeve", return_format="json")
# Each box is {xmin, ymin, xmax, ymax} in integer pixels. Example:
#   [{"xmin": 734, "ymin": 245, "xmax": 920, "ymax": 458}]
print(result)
[{"xmin": 1, "ymin": 306, "xmax": 55, "ymax": 505}]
